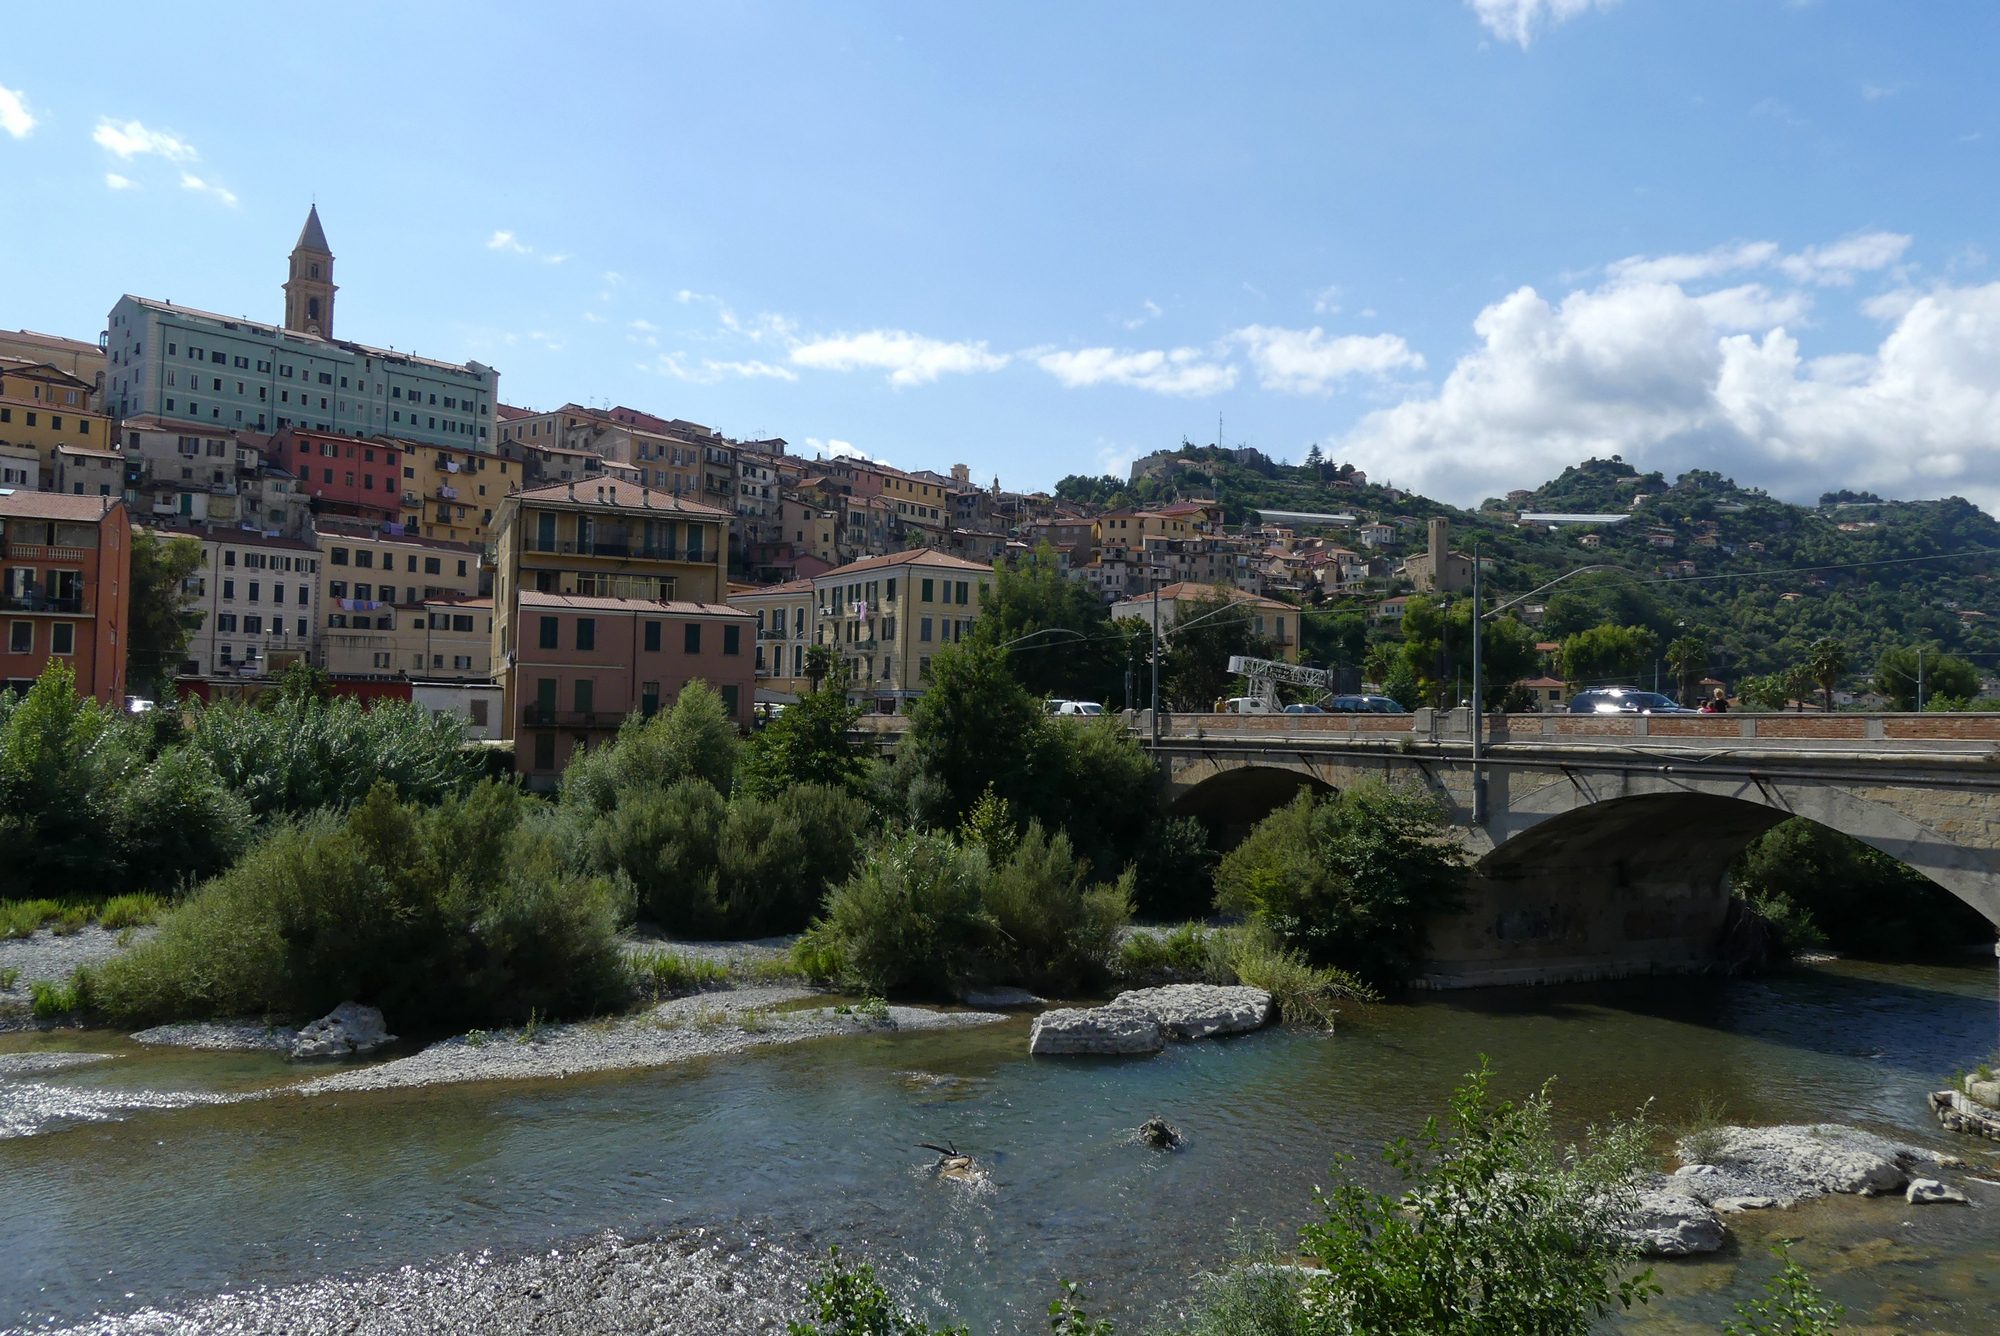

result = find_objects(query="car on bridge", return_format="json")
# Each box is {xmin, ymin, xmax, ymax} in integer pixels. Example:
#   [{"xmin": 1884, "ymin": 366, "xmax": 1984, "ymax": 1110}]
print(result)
[
  {"xmin": 1330, "ymin": 694, "xmax": 1406, "ymax": 714},
  {"xmin": 1567, "ymin": 687, "xmax": 1693, "ymax": 714},
  {"xmin": 1051, "ymin": 700, "xmax": 1104, "ymax": 716},
  {"xmin": 1282, "ymin": 702, "xmax": 1326, "ymax": 714}
]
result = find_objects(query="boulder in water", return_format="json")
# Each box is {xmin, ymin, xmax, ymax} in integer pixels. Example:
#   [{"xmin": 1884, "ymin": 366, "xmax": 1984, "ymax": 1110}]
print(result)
[
  {"xmin": 1138, "ymin": 1116, "xmax": 1184, "ymax": 1150},
  {"xmin": 290, "ymin": 1003, "xmax": 394, "ymax": 1061},
  {"xmin": 1103, "ymin": 984, "xmax": 1274, "ymax": 1040},
  {"xmin": 1617, "ymin": 1182, "xmax": 1726, "ymax": 1256},
  {"xmin": 1906, "ymin": 1178, "xmax": 1969, "ymax": 1205},
  {"xmin": 1028, "ymin": 1007, "xmax": 1164, "ymax": 1056}
]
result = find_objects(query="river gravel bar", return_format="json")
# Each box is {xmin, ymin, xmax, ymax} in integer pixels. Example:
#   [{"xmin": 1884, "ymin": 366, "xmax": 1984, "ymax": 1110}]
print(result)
[
  {"xmin": 39, "ymin": 1228, "xmax": 811, "ymax": 1336},
  {"xmin": 129, "ymin": 1021, "xmax": 298, "ymax": 1052},
  {"xmin": 0, "ymin": 926, "xmax": 154, "ymax": 993},
  {"xmin": 295, "ymin": 986, "xmax": 1006, "ymax": 1095}
]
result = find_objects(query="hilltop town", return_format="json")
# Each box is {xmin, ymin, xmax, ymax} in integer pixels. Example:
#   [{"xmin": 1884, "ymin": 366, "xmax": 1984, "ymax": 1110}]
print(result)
[{"xmin": 4, "ymin": 209, "xmax": 1997, "ymax": 790}]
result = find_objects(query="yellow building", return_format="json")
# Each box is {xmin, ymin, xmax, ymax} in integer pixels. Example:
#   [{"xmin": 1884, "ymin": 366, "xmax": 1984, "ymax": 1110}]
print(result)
[
  {"xmin": 489, "ymin": 477, "xmax": 733, "ymax": 724},
  {"xmin": 313, "ymin": 521, "xmax": 484, "ymax": 677},
  {"xmin": 1091, "ymin": 507, "xmax": 1199, "ymax": 550},
  {"xmin": 398, "ymin": 438, "xmax": 519, "ymax": 546},
  {"xmin": 812, "ymin": 548, "xmax": 993, "ymax": 711},
  {"xmin": 1109, "ymin": 581, "xmax": 1303, "ymax": 662},
  {"xmin": 0, "ymin": 331, "xmax": 106, "ymax": 408},
  {"xmin": 731, "ymin": 577, "xmax": 817, "ymax": 698},
  {"xmin": 0, "ymin": 360, "xmax": 110, "ymax": 481}
]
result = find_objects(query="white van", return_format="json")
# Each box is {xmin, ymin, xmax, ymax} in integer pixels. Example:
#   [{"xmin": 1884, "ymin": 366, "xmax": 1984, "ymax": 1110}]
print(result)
[{"xmin": 1220, "ymin": 697, "xmax": 1275, "ymax": 714}]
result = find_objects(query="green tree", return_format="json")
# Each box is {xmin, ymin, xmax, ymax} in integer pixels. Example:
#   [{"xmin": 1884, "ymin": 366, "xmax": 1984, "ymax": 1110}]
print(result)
[
  {"xmin": 804, "ymin": 643, "xmax": 838, "ymax": 693},
  {"xmin": 896, "ymin": 638, "xmax": 1051, "ymax": 826},
  {"xmin": 736, "ymin": 684, "xmax": 870, "ymax": 798},
  {"xmin": 126, "ymin": 530, "xmax": 206, "ymax": 698},
  {"xmin": 1666, "ymin": 634, "xmax": 1709, "ymax": 705},
  {"xmin": 1723, "ymin": 1246, "xmax": 1844, "ymax": 1336},
  {"xmin": 1803, "ymin": 637, "xmax": 1849, "ymax": 713},
  {"xmin": 1399, "ymin": 597, "xmax": 1539, "ymax": 708},
  {"xmin": 1737, "ymin": 672, "xmax": 1792, "ymax": 712},
  {"xmin": 1872, "ymin": 644, "xmax": 1980, "ymax": 711},
  {"xmin": 1215, "ymin": 782, "xmax": 1467, "ymax": 987},
  {"xmin": 1560, "ymin": 623, "xmax": 1659, "ymax": 690},
  {"xmin": 975, "ymin": 543, "xmax": 1121, "ymax": 702}
]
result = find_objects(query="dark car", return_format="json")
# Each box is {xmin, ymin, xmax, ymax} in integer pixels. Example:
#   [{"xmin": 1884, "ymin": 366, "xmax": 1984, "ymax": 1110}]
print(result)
[
  {"xmin": 1330, "ymin": 694, "xmax": 1407, "ymax": 715},
  {"xmin": 1567, "ymin": 687, "xmax": 1691, "ymax": 715}
]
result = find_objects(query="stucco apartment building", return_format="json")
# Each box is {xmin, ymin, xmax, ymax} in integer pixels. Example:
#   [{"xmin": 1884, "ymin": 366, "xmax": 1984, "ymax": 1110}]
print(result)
[
  {"xmin": 397, "ymin": 438, "xmax": 521, "ymax": 546},
  {"xmin": 0, "ymin": 491, "xmax": 129, "ymax": 703},
  {"xmin": 0, "ymin": 330, "xmax": 106, "ymax": 408},
  {"xmin": 511, "ymin": 591, "xmax": 753, "ymax": 786},
  {"xmin": 312, "ymin": 521, "xmax": 483, "ymax": 677},
  {"xmin": 490, "ymin": 477, "xmax": 742, "ymax": 783},
  {"xmin": 733, "ymin": 548, "xmax": 994, "ymax": 712},
  {"xmin": 119, "ymin": 416, "xmax": 311, "ymax": 536},
  {"xmin": 1110, "ymin": 582, "xmax": 1302, "ymax": 663},
  {"xmin": 157, "ymin": 524, "xmax": 320, "ymax": 678},
  {"xmin": 0, "ymin": 358, "xmax": 109, "ymax": 484}
]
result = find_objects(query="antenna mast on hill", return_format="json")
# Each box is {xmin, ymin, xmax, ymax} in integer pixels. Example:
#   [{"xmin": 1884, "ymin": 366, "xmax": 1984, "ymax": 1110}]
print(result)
[{"xmin": 1217, "ymin": 412, "xmax": 1224, "ymax": 449}]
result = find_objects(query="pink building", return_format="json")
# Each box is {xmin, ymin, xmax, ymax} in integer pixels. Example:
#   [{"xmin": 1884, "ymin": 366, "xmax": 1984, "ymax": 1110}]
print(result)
[{"xmin": 513, "ymin": 589, "xmax": 753, "ymax": 787}]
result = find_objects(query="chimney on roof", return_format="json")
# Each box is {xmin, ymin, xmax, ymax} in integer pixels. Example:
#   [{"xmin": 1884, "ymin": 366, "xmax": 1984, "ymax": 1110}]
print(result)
[{"xmin": 567, "ymin": 480, "xmax": 577, "ymax": 501}]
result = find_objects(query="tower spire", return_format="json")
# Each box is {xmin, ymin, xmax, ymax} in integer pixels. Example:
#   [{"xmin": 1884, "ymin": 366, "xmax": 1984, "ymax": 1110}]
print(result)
[{"xmin": 284, "ymin": 205, "xmax": 336, "ymax": 337}]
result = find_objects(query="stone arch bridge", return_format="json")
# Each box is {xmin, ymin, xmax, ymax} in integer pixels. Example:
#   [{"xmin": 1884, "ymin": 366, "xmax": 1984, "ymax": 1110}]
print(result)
[{"xmin": 1148, "ymin": 709, "xmax": 2000, "ymax": 988}]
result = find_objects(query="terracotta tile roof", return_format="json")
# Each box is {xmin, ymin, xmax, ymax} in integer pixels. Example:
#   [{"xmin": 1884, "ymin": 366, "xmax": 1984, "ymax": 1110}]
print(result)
[
  {"xmin": 731, "ymin": 577, "xmax": 818, "ymax": 598},
  {"xmin": 815, "ymin": 548, "xmax": 993, "ymax": 578},
  {"xmin": 0, "ymin": 491, "xmax": 122, "ymax": 522},
  {"xmin": 518, "ymin": 590, "xmax": 750, "ymax": 617},
  {"xmin": 508, "ymin": 477, "xmax": 731, "ymax": 517},
  {"xmin": 149, "ymin": 521, "xmax": 317, "ymax": 552},
  {"xmin": 0, "ymin": 329, "xmax": 104, "ymax": 358},
  {"xmin": 1118, "ymin": 581, "xmax": 1294, "ymax": 610}
]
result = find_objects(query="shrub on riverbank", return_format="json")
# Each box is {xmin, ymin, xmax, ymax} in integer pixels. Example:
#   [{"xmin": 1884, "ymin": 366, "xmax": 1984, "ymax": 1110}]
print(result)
[
  {"xmin": 185, "ymin": 692, "xmax": 482, "ymax": 821},
  {"xmin": 90, "ymin": 781, "xmax": 628, "ymax": 1030},
  {"xmin": 1215, "ymin": 781, "xmax": 1467, "ymax": 989},
  {"xmin": 0, "ymin": 665, "xmax": 251, "ymax": 897},
  {"xmin": 1113, "ymin": 922, "xmax": 1372, "ymax": 1027},
  {"xmin": 794, "ymin": 808, "xmax": 1132, "ymax": 997}
]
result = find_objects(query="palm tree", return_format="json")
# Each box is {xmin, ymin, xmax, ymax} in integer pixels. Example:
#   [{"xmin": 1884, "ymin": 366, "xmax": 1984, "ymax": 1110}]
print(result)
[
  {"xmin": 1665, "ymin": 634, "xmax": 1708, "ymax": 706},
  {"xmin": 1804, "ymin": 638, "xmax": 1849, "ymax": 713}
]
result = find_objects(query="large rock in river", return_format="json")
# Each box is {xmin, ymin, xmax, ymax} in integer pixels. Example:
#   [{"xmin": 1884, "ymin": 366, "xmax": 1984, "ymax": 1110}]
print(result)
[
  {"xmin": 1028, "ymin": 1007, "xmax": 1164, "ymax": 1056},
  {"xmin": 1617, "ymin": 1181, "xmax": 1726, "ymax": 1256},
  {"xmin": 1104, "ymin": 984, "xmax": 1275, "ymax": 1040},
  {"xmin": 1670, "ymin": 1124, "xmax": 1935, "ymax": 1206},
  {"xmin": 290, "ymin": 1002, "xmax": 395, "ymax": 1061}
]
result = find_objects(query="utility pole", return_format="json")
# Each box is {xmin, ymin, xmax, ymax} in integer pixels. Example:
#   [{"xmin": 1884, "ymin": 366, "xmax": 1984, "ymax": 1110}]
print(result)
[
  {"xmin": 1470, "ymin": 542, "xmax": 1485, "ymax": 824},
  {"xmin": 1917, "ymin": 646, "xmax": 1926, "ymax": 713},
  {"xmin": 1150, "ymin": 587, "xmax": 1162, "ymax": 747}
]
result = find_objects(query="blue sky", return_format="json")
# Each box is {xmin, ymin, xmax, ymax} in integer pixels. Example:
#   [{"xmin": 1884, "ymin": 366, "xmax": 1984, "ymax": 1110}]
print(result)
[{"xmin": 4, "ymin": 1, "xmax": 1999, "ymax": 511}]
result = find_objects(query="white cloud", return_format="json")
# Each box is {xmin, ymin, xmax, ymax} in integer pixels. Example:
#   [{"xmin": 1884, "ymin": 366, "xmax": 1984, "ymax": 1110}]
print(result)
[
  {"xmin": 1312, "ymin": 285, "xmax": 1343, "ymax": 316},
  {"xmin": 1607, "ymin": 241, "xmax": 1779, "ymax": 286},
  {"xmin": 1775, "ymin": 230, "xmax": 1912, "ymax": 285},
  {"xmin": 1691, "ymin": 283, "xmax": 1812, "ymax": 330},
  {"xmin": 1468, "ymin": 0, "xmax": 1619, "ymax": 49},
  {"xmin": 178, "ymin": 172, "xmax": 238, "ymax": 207},
  {"xmin": 1035, "ymin": 346, "xmax": 1237, "ymax": 397},
  {"xmin": 806, "ymin": 437, "xmax": 884, "ymax": 464},
  {"xmin": 1120, "ymin": 299, "xmax": 1164, "ymax": 330},
  {"xmin": 720, "ymin": 308, "xmax": 797, "ymax": 343},
  {"xmin": 791, "ymin": 330, "xmax": 1008, "ymax": 386},
  {"xmin": 486, "ymin": 230, "xmax": 530, "ymax": 254},
  {"xmin": 581, "ymin": 311, "xmax": 604, "ymax": 324},
  {"xmin": 93, "ymin": 118, "xmax": 197, "ymax": 161},
  {"xmin": 628, "ymin": 318, "xmax": 657, "ymax": 333},
  {"xmin": 1229, "ymin": 325, "xmax": 1425, "ymax": 394},
  {"xmin": 658, "ymin": 353, "xmax": 798, "ymax": 384},
  {"xmin": 1337, "ymin": 273, "xmax": 2000, "ymax": 516},
  {"xmin": 0, "ymin": 83, "xmax": 36, "ymax": 139},
  {"xmin": 1861, "ymin": 81, "xmax": 1897, "ymax": 102},
  {"xmin": 103, "ymin": 172, "xmax": 138, "ymax": 191},
  {"xmin": 542, "ymin": 252, "xmax": 572, "ymax": 266}
]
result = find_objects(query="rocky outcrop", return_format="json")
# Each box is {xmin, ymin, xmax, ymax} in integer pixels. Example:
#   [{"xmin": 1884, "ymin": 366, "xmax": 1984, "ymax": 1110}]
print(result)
[
  {"xmin": 1931, "ymin": 1078, "xmax": 2000, "ymax": 1142},
  {"xmin": 290, "ymin": 1003, "xmax": 394, "ymax": 1061},
  {"xmin": 1906, "ymin": 1177, "xmax": 1969, "ymax": 1205},
  {"xmin": 1028, "ymin": 1007, "xmax": 1164, "ymax": 1056},
  {"xmin": 1103, "ymin": 985, "xmax": 1275, "ymax": 1040},
  {"xmin": 1669, "ymin": 1124, "xmax": 1940, "ymax": 1206},
  {"xmin": 1617, "ymin": 1182, "xmax": 1725, "ymax": 1256},
  {"xmin": 1138, "ymin": 1116, "xmax": 1184, "ymax": 1150}
]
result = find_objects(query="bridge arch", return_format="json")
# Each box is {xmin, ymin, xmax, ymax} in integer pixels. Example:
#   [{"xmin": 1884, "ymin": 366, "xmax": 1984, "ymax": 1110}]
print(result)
[{"xmin": 1168, "ymin": 764, "xmax": 1337, "ymax": 852}]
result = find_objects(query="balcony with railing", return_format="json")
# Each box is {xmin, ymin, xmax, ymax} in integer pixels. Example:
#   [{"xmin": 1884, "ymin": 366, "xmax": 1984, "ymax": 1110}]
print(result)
[
  {"xmin": 520, "ymin": 704, "xmax": 624, "ymax": 729},
  {"xmin": 5, "ymin": 543, "xmax": 91, "ymax": 562},
  {"xmin": 0, "ymin": 591, "xmax": 87, "ymax": 614}
]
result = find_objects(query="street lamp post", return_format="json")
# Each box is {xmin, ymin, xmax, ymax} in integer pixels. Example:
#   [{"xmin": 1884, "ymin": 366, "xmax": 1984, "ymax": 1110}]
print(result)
[{"xmin": 1468, "ymin": 562, "xmax": 1618, "ymax": 825}]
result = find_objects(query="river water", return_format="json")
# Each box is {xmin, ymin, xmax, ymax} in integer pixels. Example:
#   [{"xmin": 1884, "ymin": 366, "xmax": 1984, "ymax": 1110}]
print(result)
[{"xmin": 4, "ymin": 958, "xmax": 1998, "ymax": 1334}]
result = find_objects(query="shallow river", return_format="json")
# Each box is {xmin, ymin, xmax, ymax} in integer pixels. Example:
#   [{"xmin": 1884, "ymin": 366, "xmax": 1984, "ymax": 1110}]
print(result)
[{"xmin": 4, "ymin": 958, "xmax": 1999, "ymax": 1334}]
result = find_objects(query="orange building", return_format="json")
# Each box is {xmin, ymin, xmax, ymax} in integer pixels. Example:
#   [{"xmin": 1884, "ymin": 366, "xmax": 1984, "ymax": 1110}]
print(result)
[{"xmin": 0, "ymin": 492, "xmax": 131, "ymax": 703}]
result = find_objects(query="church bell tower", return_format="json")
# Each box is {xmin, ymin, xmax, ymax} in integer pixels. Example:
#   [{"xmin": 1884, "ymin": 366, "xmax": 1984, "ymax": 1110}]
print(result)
[{"xmin": 283, "ymin": 204, "xmax": 337, "ymax": 337}]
